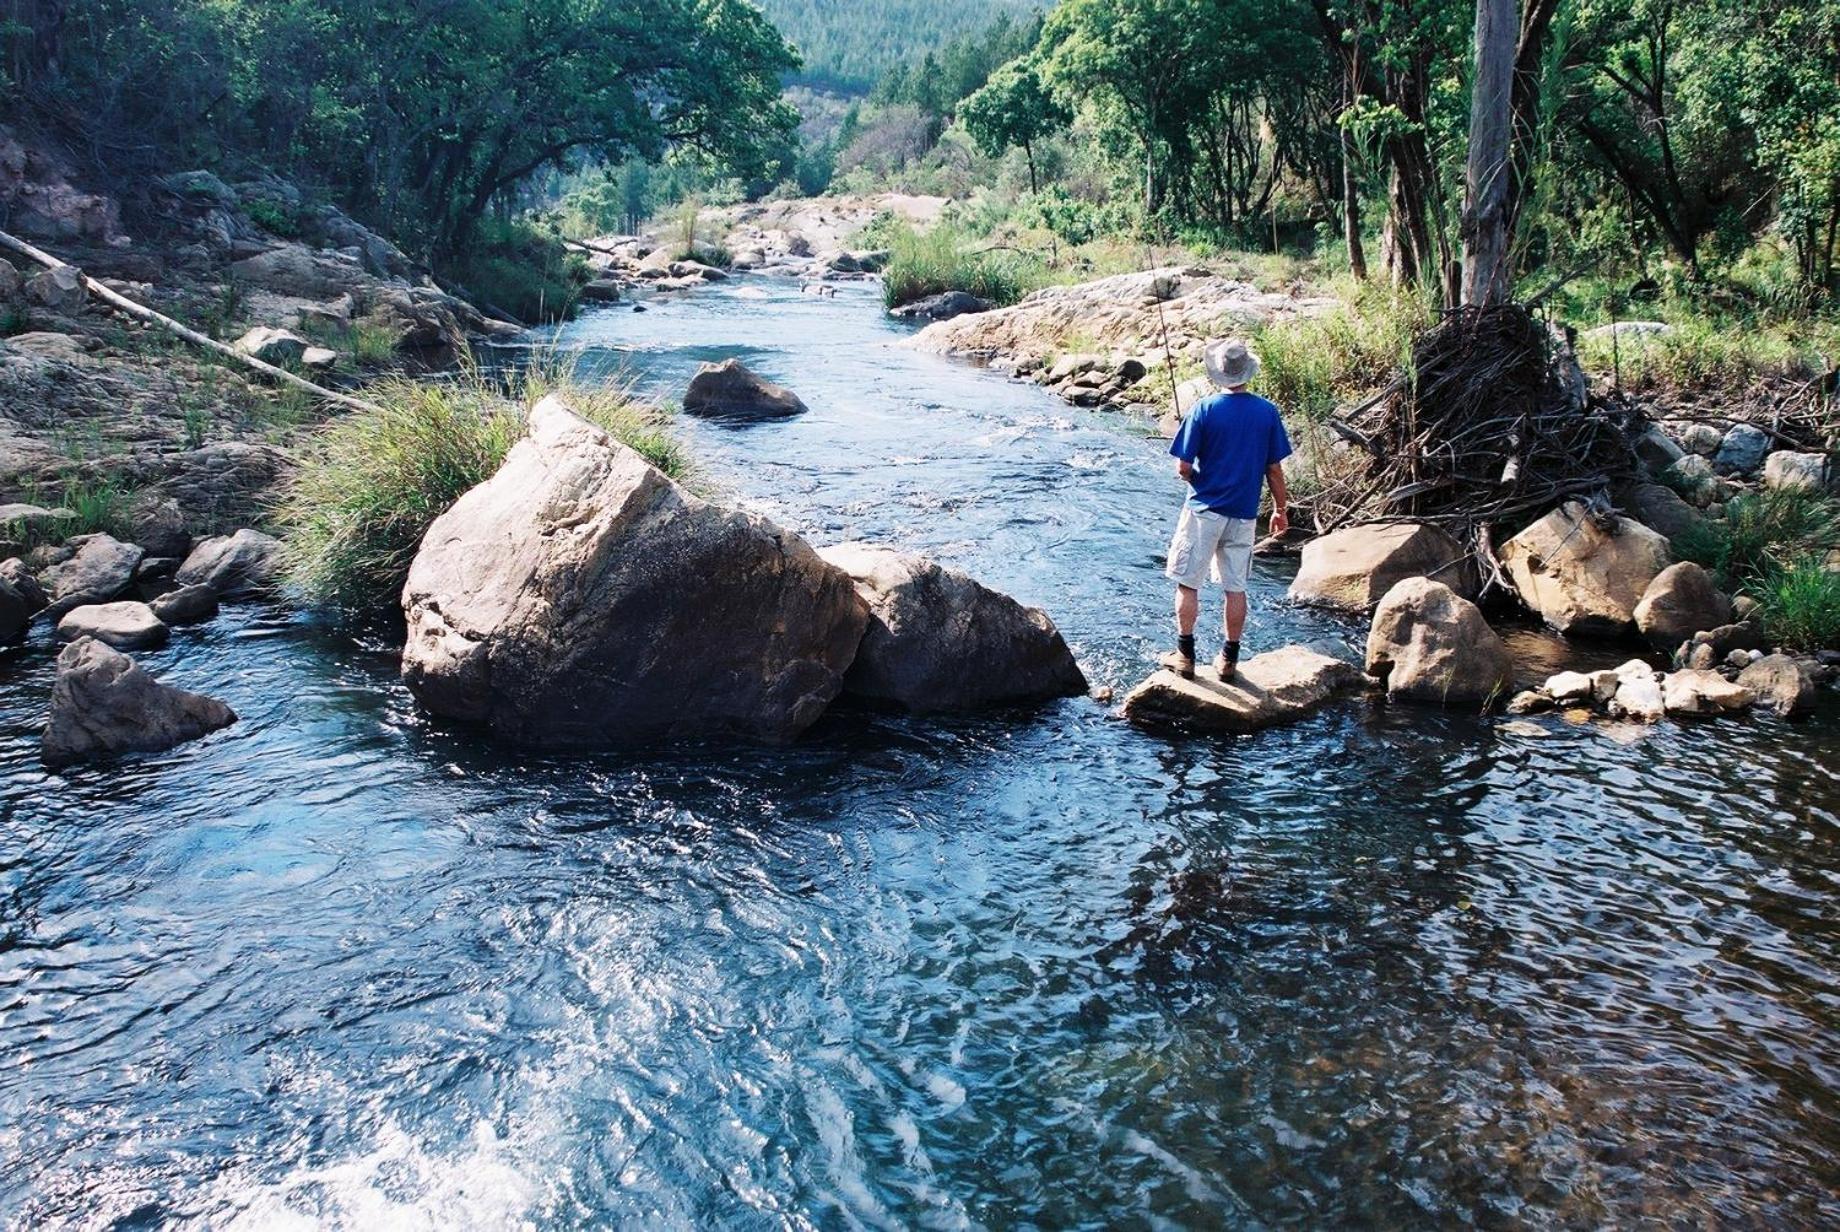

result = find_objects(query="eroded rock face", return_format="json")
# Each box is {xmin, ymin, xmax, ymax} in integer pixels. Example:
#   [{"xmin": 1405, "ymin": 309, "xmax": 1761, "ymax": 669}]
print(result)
[
  {"xmin": 682, "ymin": 359, "xmax": 808, "ymax": 420},
  {"xmin": 1364, "ymin": 577, "xmax": 1512, "ymax": 704},
  {"xmin": 175, "ymin": 529, "xmax": 281, "ymax": 597},
  {"xmin": 43, "ymin": 533, "xmax": 144, "ymax": 619},
  {"xmin": 1290, "ymin": 522, "xmax": 1477, "ymax": 611},
  {"xmin": 42, "ymin": 637, "xmax": 235, "ymax": 766},
  {"xmin": 56, "ymin": 601, "xmax": 169, "ymax": 651},
  {"xmin": 401, "ymin": 396, "xmax": 868, "ymax": 745},
  {"xmin": 1501, "ymin": 502, "xmax": 1671, "ymax": 636},
  {"xmin": 1121, "ymin": 645, "xmax": 1360, "ymax": 733},
  {"xmin": 819, "ymin": 543, "xmax": 1085, "ymax": 712},
  {"xmin": 1634, "ymin": 562, "xmax": 1733, "ymax": 649}
]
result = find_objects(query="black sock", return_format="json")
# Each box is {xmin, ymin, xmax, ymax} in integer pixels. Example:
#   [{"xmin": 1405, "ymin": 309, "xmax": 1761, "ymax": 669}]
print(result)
[
  {"xmin": 1177, "ymin": 633, "xmax": 1196, "ymax": 659},
  {"xmin": 1225, "ymin": 640, "xmax": 1241, "ymax": 663}
]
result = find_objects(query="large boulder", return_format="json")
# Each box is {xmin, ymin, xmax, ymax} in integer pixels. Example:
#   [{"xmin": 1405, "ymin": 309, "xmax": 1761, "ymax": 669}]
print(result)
[
  {"xmin": 150, "ymin": 583, "xmax": 219, "ymax": 625},
  {"xmin": 25, "ymin": 264, "xmax": 85, "ymax": 313},
  {"xmin": 42, "ymin": 637, "xmax": 236, "ymax": 766},
  {"xmin": 1289, "ymin": 522, "xmax": 1476, "ymax": 611},
  {"xmin": 682, "ymin": 359, "xmax": 808, "ymax": 420},
  {"xmin": 0, "ymin": 556, "xmax": 48, "ymax": 615},
  {"xmin": 1364, "ymin": 577, "xmax": 1513, "ymax": 704},
  {"xmin": 1623, "ymin": 482, "xmax": 1703, "ymax": 541},
  {"xmin": 1737, "ymin": 654, "xmax": 1817, "ymax": 716},
  {"xmin": 174, "ymin": 529, "xmax": 281, "ymax": 597},
  {"xmin": 818, "ymin": 543, "xmax": 1085, "ymax": 712},
  {"xmin": 1633, "ymin": 562, "xmax": 1733, "ymax": 649},
  {"xmin": 1714, "ymin": 424, "xmax": 1770, "ymax": 475},
  {"xmin": 43, "ymin": 533, "xmax": 144, "ymax": 619},
  {"xmin": 56, "ymin": 601, "xmax": 169, "ymax": 651},
  {"xmin": 401, "ymin": 396, "xmax": 868, "ymax": 745},
  {"xmin": 1122, "ymin": 645, "xmax": 1360, "ymax": 734},
  {"xmin": 1763, "ymin": 450, "xmax": 1831, "ymax": 492},
  {"xmin": 1500, "ymin": 502, "xmax": 1671, "ymax": 636}
]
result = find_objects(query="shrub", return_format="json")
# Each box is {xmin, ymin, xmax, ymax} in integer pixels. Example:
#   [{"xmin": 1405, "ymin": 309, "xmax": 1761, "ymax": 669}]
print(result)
[
  {"xmin": 442, "ymin": 220, "xmax": 588, "ymax": 325},
  {"xmin": 1247, "ymin": 287, "xmax": 1425, "ymax": 423},
  {"xmin": 1750, "ymin": 559, "xmax": 1840, "ymax": 650},
  {"xmin": 880, "ymin": 221, "xmax": 1045, "ymax": 309},
  {"xmin": 1672, "ymin": 488, "xmax": 1840, "ymax": 587},
  {"xmin": 275, "ymin": 363, "xmax": 686, "ymax": 610}
]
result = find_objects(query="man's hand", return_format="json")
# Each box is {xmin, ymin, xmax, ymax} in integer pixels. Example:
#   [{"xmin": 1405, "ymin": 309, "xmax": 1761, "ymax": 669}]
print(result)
[{"xmin": 1270, "ymin": 507, "xmax": 1290, "ymax": 536}]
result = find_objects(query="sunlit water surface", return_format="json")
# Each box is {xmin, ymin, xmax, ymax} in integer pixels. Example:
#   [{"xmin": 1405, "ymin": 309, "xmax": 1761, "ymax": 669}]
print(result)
[{"xmin": 3, "ymin": 280, "xmax": 1837, "ymax": 1228}]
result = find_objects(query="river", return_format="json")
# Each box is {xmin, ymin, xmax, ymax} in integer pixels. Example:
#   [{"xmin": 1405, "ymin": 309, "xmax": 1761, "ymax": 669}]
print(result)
[{"xmin": 2, "ymin": 279, "xmax": 1837, "ymax": 1228}]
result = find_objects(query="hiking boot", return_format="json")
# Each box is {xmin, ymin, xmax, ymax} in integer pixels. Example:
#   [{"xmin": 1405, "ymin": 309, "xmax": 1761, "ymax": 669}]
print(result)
[
  {"xmin": 1215, "ymin": 641, "xmax": 1241, "ymax": 681},
  {"xmin": 1161, "ymin": 648, "xmax": 1196, "ymax": 680}
]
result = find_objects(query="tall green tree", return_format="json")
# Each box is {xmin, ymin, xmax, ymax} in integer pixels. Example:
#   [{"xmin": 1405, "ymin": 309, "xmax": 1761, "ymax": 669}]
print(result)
[{"xmin": 960, "ymin": 60, "xmax": 1071, "ymax": 193}]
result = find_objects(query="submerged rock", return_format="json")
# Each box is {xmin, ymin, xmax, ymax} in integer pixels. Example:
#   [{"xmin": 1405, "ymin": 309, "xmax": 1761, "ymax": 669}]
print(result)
[
  {"xmin": 1737, "ymin": 655, "xmax": 1816, "ymax": 716},
  {"xmin": 401, "ymin": 396, "xmax": 867, "ymax": 745},
  {"xmin": 43, "ymin": 533, "xmax": 144, "ymax": 619},
  {"xmin": 56, "ymin": 600, "xmax": 169, "ymax": 651},
  {"xmin": 1289, "ymin": 522, "xmax": 1476, "ymax": 611},
  {"xmin": 175, "ymin": 529, "xmax": 281, "ymax": 597},
  {"xmin": 42, "ymin": 637, "xmax": 236, "ymax": 766},
  {"xmin": 1500, "ymin": 502, "xmax": 1670, "ymax": 636},
  {"xmin": 890, "ymin": 291, "xmax": 992, "ymax": 323},
  {"xmin": 1121, "ymin": 645, "xmax": 1360, "ymax": 734},
  {"xmin": 682, "ymin": 358, "xmax": 808, "ymax": 420},
  {"xmin": 1364, "ymin": 577, "xmax": 1513, "ymax": 705},
  {"xmin": 1633, "ymin": 562, "xmax": 1733, "ymax": 649},
  {"xmin": 819, "ymin": 543, "xmax": 1085, "ymax": 712}
]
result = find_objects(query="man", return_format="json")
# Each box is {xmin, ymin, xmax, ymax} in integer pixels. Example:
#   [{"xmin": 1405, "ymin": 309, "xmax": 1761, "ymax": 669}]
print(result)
[{"xmin": 1162, "ymin": 339, "xmax": 1291, "ymax": 681}]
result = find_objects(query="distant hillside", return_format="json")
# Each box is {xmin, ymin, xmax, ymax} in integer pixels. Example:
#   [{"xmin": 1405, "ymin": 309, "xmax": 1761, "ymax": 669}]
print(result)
[{"xmin": 760, "ymin": 0, "xmax": 1043, "ymax": 93}]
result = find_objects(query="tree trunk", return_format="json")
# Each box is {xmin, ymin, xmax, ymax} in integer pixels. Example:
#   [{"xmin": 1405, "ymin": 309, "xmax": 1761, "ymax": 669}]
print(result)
[
  {"xmin": 1462, "ymin": 0, "xmax": 1516, "ymax": 305},
  {"xmin": 1024, "ymin": 140, "xmax": 1038, "ymax": 195},
  {"xmin": 1341, "ymin": 117, "xmax": 1367, "ymax": 280}
]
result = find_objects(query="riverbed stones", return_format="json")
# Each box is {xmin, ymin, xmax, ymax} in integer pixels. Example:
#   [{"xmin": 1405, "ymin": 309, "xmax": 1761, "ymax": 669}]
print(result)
[
  {"xmin": 1500, "ymin": 502, "xmax": 1671, "ymax": 636},
  {"xmin": 1289, "ymin": 522, "xmax": 1477, "ymax": 611},
  {"xmin": 1736, "ymin": 654, "xmax": 1816, "ymax": 716},
  {"xmin": 1364, "ymin": 577, "xmax": 1513, "ymax": 705},
  {"xmin": 174, "ymin": 528, "xmax": 281, "ymax": 597},
  {"xmin": 682, "ymin": 358, "xmax": 808, "ymax": 420},
  {"xmin": 1763, "ymin": 450, "xmax": 1831, "ymax": 491},
  {"xmin": 818, "ymin": 543, "xmax": 1085, "ymax": 712},
  {"xmin": 56, "ymin": 600, "xmax": 168, "ymax": 650},
  {"xmin": 1661, "ymin": 669, "xmax": 1753, "ymax": 717},
  {"xmin": 1607, "ymin": 660, "xmax": 1666, "ymax": 723},
  {"xmin": 1543, "ymin": 671, "xmax": 1596, "ymax": 703},
  {"xmin": 1714, "ymin": 424, "xmax": 1771, "ymax": 475},
  {"xmin": 43, "ymin": 533, "xmax": 144, "ymax": 619},
  {"xmin": 42, "ymin": 637, "xmax": 236, "ymax": 765},
  {"xmin": 401, "ymin": 395, "xmax": 867, "ymax": 745},
  {"xmin": 232, "ymin": 326, "xmax": 309, "ymax": 365},
  {"xmin": 1121, "ymin": 645, "xmax": 1360, "ymax": 734},
  {"xmin": 1633, "ymin": 562, "xmax": 1733, "ymax": 649},
  {"xmin": 150, "ymin": 583, "xmax": 219, "ymax": 625},
  {"xmin": 0, "ymin": 557, "xmax": 47, "ymax": 615},
  {"xmin": 1624, "ymin": 482, "xmax": 1703, "ymax": 540}
]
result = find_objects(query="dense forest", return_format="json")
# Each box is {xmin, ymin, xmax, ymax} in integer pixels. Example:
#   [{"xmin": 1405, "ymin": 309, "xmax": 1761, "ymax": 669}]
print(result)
[{"xmin": 757, "ymin": 0, "xmax": 1043, "ymax": 93}]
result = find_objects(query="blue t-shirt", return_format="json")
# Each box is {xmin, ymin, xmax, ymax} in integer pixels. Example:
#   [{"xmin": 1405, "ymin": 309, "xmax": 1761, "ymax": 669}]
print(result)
[{"xmin": 1169, "ymin": 392, "xmax": 1293, "ymax": 518}]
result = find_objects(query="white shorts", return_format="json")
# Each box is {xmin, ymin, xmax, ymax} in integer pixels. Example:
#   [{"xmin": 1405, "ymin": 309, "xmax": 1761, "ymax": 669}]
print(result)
[{"xmin": 1165, "ymin": 506, "xmax": 1256, "ymax": 592}]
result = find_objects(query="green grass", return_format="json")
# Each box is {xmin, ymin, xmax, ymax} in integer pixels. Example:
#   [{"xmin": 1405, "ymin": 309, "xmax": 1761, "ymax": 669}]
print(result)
[
  {"xmin": 275, "ymin": 361, "xmax": 687, "ymax": 610},
  {"xmin": 3, "ymin": 474, "xmax": 133, "ymax": 548},
  {"xmin": 1244, "ymin": 283, "xmax": 1426, "ymax": 423},
  {"xmin": 1672, "ymin": 489, "xmax": 1840, "ymax": 587},
  {"xmin": 298, "ymin": 316, "xmax": 402, "ymax": 369},
  {"xmin": 1748, "ymin": 559, "xmax": 1840, "ymax": 650},
  {"xmin": 879, "ymin": 221, "xmax": 1047, "ymax": 309}
]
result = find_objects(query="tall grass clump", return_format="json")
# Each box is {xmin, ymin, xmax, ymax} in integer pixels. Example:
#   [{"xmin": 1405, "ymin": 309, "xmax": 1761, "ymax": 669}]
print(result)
[
  {"xmin": 1247, "ymin": 287, "xmax": 1426, "ymax": 423},
  {"xmin": 276, "ymin": 363, "xmax": 686, "ymax": 610},
  {"xmin": 442, "ymin": 219, "xmax": 588, "ymax": 325},
  {"xmin": 1673, "ymin": 488, "xmax": 1840, "ymax": 648},
  {"xmin": 880, "ymin": 222, "xmax": 1044, "ymax": 310}
]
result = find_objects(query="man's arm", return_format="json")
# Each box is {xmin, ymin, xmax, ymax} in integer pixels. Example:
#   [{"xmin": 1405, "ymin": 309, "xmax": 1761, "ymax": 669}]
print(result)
[
  {"xmin": 1176, "ymin": 459, "xmax": 1196, "ymax": 483},
  {"xmin": 1266, "ymin": 462, "xmax": 1289, "ymax": 534}
]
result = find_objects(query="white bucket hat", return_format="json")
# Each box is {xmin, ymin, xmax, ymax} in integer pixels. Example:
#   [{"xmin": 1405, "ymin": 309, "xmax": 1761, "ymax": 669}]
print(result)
[{"xmin": 1204, "ymin": 339, "xmax": 1260, "ymax": 389}]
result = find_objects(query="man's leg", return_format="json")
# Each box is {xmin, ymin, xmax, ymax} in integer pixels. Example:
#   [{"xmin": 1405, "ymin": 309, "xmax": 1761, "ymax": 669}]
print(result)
[
  {"xmin": 1224, "ymin": 590, "xmax": 1247, "ymax": 642},
  {"xmin": 1215, "ymin": 519, "xmax": 1256, "ymax": 678},
  {"xmin": 1172, "ymin": 585, "xmax": 1199, "ymax": 675}
]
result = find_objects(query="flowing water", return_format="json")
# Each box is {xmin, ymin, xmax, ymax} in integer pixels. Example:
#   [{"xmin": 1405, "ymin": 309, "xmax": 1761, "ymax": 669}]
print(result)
[{"xmin": 3, "ymin": 280, "xmax": 1838, "ymax": 1229}]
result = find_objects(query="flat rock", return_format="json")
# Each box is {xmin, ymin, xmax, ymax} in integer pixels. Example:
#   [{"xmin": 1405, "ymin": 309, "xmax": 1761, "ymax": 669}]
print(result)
[
  {"xmin": 56, "ymin": 600, "xmax": 169, "ymax": 650},
  {"xmin": 43, "ymin": 533, "xmax": 145, "ymax": 619},
  {"xmin": 1501, "ymin": 502, "xmax": 1671, "ymax": 636},
  {"xmin": 150, "ymin": 583, "xmax": 219, "ymax": 625},
  {"xmin": 681, "ymin": 358, "xmax": 808, "ymax": 420},
  {"xmin": 401, "ymin": 396, "xmax": 867, "ymax": 746},
  {"xmin": 0, "ymin": 502, "xmax": 76, "ymax": 534},
  {"xmin": 1289, "ymin": 522, "xmax": 1476, "ymax": 610},
  {"xmin": 1737, "ymin": 654, "xmax": 1817, "ymax": 716},
  {"xmin": 42, "ymin": 637, "xmax": 236, "ymax": 766},
  {"xmin": 233, "ymin": 326, "xmax": 309, "ymax": 365},
  {"xmin": 1122, "ymin": 645, "xmax": 1360, "ymax": 734},
  {"xmin": 174, "ymin": 528, "xmax": 281, "ymax": 597},
  {"xmin": 1661, "ymin": 669, "xmax": 1753, "ymax": 717},
  {"xmin": 819, "ymin": 542, "xmax": 1085, "ymax": 712}
]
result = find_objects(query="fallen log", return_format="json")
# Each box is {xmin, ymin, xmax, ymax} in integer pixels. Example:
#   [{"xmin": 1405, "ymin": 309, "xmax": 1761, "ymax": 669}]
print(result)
[{"xmin": 0, "ymin": 227, "xmax": 380, "ymax": 414}]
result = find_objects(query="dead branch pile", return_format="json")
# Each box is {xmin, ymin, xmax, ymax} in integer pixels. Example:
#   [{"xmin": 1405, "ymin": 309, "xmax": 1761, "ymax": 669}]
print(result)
[{"xmin": 1314, "ymin": 304, "xmax": 1640, "ymax": 537}]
